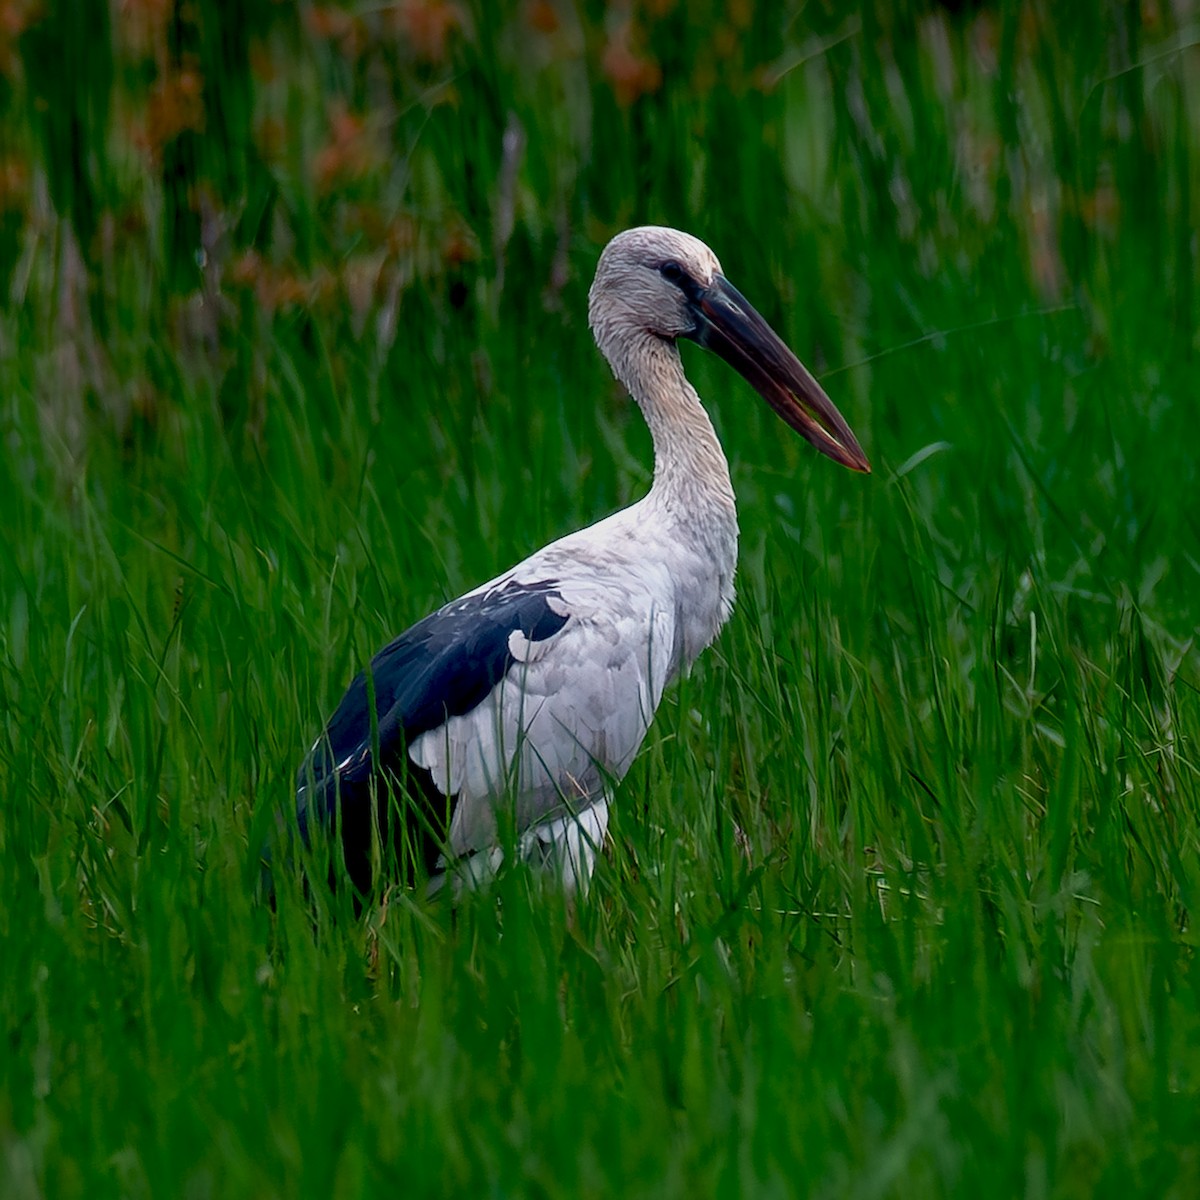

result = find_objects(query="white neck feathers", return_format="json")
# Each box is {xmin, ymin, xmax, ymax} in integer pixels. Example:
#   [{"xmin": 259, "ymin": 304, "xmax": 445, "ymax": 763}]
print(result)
[{"xmin": 595, "ymin": 326, "xmax": 737, "ymax": 524}]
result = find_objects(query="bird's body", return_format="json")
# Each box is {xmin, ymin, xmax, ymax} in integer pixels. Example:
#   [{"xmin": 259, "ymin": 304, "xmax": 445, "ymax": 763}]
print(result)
[{"xmin": 296, "ymin": 227, "xmax": 868, "ymax": 897}]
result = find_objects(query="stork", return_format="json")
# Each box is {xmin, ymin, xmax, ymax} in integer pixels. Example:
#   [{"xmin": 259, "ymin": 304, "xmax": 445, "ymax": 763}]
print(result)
[{"xmin": 295, "ymin": 226, "xmax": 869, "ymax": 898}]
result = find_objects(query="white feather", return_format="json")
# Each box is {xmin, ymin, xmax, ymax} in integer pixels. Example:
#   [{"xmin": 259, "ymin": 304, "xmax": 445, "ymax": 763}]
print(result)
[{"xmin": 408, "ymin": 499, "xmax": 731, "ymax": 863}]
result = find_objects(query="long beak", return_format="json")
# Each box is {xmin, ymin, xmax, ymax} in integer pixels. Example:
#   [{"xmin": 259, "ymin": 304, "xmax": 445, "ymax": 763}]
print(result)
[{"xmin": 687, "ymin": 275, "xmax": 870, "ymax": 473}]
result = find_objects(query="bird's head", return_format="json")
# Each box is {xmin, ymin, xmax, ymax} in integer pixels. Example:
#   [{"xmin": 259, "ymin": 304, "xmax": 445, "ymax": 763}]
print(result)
[{"xmin": 589, "ymin": 225, "xmax": 870, "ymax": 474}]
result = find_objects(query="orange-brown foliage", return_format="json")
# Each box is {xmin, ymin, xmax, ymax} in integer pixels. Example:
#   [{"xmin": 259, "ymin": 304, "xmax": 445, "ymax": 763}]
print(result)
[
  {"xmin": 525, "ymin": 0, "xmax": 558, "ymax": 36},
  {"xmin": 0, "ymin": 0, "xmax": 38, "ymax": 73},
  {"xmin": 387, "ymin": 0, "xmax": 464, "ymax": 63},
  {"xmin": 142, "ymin": 63, "xmax": 206, "ymax": 159},
  {"xmin": 601, "ymin": 23, "xmax": 662, "ymax": 106},
  {"xmin": 0, "ymin": 157, "xmax": 29, "ymax": 212},
  {"xmin": 312, "ymin": 107, "xmax": 383, "ymax": 195}
]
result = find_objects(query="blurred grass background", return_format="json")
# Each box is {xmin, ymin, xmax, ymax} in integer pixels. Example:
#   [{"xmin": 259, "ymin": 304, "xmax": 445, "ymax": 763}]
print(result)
[{"xmin": 2, "ymin": 0, "xmax": 1199, "ymax": 1195}]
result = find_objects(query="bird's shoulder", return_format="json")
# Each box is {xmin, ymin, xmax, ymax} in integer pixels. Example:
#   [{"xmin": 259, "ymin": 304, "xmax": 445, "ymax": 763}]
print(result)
[
  {"xmin": 499, "ymin": 510, "xmax": 680, "ymax": 620},
  {"xmin": 303, "ymin": 577, "xmax": 571, "ymax": 787}
]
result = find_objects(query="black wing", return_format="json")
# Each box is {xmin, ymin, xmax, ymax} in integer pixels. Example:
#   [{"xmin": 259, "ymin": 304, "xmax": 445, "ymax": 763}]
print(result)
[{"xmin": 295, "ymin": 579, "xmax": 569, "ymax": 892}]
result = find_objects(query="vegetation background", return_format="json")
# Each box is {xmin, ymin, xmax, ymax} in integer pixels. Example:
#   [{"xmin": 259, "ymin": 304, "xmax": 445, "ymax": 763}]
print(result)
[{"xmin": 1, "ymin": 0, "xmax": 1198, "ymax": 1195}]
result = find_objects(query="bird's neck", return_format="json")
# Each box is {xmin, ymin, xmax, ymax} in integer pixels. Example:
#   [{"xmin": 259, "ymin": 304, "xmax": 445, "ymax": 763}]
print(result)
[{"xmin": 605, "ymin": 331, "xmax": 737, "ymax": 527}]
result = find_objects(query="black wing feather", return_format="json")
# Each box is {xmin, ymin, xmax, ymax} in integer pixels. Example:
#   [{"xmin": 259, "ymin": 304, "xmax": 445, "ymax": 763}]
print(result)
[{"xmin": 295, "ymin": 579, "xmax": 569, "ymax": 891}]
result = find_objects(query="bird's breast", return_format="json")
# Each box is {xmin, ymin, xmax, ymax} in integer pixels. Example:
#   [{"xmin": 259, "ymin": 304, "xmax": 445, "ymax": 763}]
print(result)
[
  {"xmin": 667, "ymin": 535, "xmax": 737, "ymax": 672},
  {"xmin": 503, "ymin": 498, "xmax": 738, "ymax": 676}
]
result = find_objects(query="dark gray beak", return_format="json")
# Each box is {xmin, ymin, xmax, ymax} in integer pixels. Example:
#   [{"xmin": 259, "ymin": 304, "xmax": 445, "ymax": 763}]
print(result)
[{"xmin": 687, "ymin": 275, "xmax": 870, "ymax": 474}]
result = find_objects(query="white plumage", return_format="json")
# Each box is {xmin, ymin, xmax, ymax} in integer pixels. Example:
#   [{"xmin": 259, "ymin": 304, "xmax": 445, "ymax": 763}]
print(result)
[
  {"xmin": 411, "ymin": 512, "xmax": 686, "ymax": 885},
  {"xmin": 296, "ymin": 226, "xmax": 869, "ymax": 897}
]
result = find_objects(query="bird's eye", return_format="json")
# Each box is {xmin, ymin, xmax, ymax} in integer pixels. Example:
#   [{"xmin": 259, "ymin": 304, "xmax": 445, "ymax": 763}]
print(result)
[{"xmin": 659, "ymin": 261, "xmax": 687, "ymax": 286}]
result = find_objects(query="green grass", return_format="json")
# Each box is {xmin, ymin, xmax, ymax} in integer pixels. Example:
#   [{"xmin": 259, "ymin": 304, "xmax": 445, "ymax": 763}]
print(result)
[{"xmin": 2, "ymin": 1, "xmax": 1200, "ymax": 1195}]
